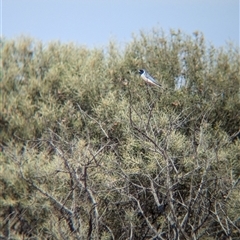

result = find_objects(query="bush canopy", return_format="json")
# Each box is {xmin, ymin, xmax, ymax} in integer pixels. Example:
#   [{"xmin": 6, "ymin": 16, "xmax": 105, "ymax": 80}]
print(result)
[{"xmin": 0, "ymin": 30, "xmax": 240, "ymax": 239}]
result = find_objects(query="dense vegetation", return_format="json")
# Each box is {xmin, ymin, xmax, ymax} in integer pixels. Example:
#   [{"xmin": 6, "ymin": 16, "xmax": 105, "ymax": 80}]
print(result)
[{"xmin": 0, "ymin": 30, "xmax": 239, "ymax": 240}]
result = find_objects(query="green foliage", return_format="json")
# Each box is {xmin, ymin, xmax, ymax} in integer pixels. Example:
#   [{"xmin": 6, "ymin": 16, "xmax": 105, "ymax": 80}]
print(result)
[{"xmin": 0, "ymin": 31, "xmax": 239, "ymax": 239}]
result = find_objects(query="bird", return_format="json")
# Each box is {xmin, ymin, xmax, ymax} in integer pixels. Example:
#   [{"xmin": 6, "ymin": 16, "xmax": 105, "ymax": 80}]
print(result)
[{"xmin": 138, "ymin": 69, "xmax": 161, "ymax": 87}]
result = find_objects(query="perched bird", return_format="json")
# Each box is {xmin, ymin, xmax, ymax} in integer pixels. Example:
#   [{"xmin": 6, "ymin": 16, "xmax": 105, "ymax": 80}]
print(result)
[{"xmin": 138, "ymin": 69, "xmax": 161, "ymax": 87}]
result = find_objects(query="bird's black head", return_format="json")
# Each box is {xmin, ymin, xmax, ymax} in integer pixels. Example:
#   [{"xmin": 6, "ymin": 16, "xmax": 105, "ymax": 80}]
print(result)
[{"xmin": 138, "ymin": 69, "xmax": 144, "ymax": 75}]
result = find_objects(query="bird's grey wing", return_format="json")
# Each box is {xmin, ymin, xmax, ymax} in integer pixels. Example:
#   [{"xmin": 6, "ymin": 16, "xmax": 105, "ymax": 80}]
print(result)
[{"xmin": 145, "ymin": 72, "xmax": 161, "ymax": 86}]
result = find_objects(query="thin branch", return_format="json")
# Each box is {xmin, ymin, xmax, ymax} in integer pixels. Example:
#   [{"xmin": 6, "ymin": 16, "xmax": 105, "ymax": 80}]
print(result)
[{"xmin": 130, "ymin": 195, "xmax": 158, "ymax": 236}]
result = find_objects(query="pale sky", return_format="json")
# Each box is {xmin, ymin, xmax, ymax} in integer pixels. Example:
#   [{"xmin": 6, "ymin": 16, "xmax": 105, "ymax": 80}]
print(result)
[{"xmin": 2, "ymin": 0, "xmax": 239, "ymax": 48}]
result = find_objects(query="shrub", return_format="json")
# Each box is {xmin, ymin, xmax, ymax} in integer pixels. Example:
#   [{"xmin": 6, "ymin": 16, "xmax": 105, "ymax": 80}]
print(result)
[{"xmin": 1, "ymin": 30, "xmax": 239, "ymax": 239}]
